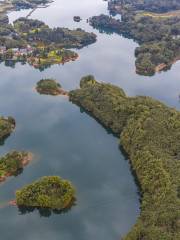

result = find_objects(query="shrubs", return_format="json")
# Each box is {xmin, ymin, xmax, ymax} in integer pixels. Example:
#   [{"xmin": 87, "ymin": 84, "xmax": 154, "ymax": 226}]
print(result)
[
  {"xmin": 36, "ymin": 78, "xmax": 69, "ymax": 96},
  {"xmin": 16, "ymin": 176, "xmax": 75, "ymax": 210},
  {"xmin": 69, "ymin": 76, "xmax": 180, "ymax": 240}
]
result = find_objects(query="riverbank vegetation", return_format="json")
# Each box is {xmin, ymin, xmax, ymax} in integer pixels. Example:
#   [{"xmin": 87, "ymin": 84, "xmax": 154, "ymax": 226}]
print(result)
[
  {"xmin": 16, "ymin": 176, "xmax": 75, "ymax": 210},
  {"xmin": 69, "ymin": 75, "xmax": 180, "ymax": 240},
  {"xmin": 36, "ymin": 79, "xmax": 68, "ymax": 95},
  {"xmin": 0, "ymin": 151, "xmax": 31, "ymax": 182},
  {"xmin": 90, "ymin": 0, "xmax": 180, "ymax": 75}
]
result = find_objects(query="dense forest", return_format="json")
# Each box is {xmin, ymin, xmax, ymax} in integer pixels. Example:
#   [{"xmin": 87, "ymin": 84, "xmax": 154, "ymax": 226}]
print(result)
[
  {"xmin": 0, "ymin": 17, "xmax": 96, "ymax": 49},
  {"xmin": 13, "ymin": 18, "xmax": 97, "ymax": 48},
  {"xmin": 108, "ymin": 0, "xmax": 180, "ymax": 13},
  {"xmin": 69, "ymin": 76, "xmax": 180, "ymax": 240},
  {"xmin": 16, "ymin": 176, "xmax": 75, "ymax": 210},
  {"xmin": 90, "ymin": 1, "xmax": 180, "ymax": 75},
  {"xmin": 36, "ymin": 79, "xmax": 68, "ymax": 95}
]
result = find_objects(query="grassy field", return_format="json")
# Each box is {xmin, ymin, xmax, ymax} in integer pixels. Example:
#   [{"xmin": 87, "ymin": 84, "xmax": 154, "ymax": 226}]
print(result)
[{"xmin": 136, "ymin": 10, "xmax": 180, "ymax": 19}]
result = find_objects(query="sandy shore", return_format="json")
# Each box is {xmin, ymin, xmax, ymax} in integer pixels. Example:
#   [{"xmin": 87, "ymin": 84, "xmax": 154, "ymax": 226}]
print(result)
[{"xmin": 155, "ymin": 56, "xmax": 180, "ymax": 72}]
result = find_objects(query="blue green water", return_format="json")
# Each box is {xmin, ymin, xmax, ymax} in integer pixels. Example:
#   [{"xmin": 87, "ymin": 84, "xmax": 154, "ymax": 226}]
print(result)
[{"xmin": 0, "ymin": 0, "xmax": 179, "ymax": 239}]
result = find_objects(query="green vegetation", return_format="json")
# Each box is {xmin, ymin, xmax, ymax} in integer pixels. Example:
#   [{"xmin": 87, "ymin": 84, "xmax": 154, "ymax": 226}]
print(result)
[
  {"xmin": 27, "ymin": 48, "xmax": 78, "ymax": 71},
  {"xmin": 0, "ymin": 151, "xmax": 31, "ymax": 181},
  {"xmin": 69, "ymin": 76, "xmax": 180, "ymax": 240},
  {"xmin": 0, "ymin": 116, "xmax": 15, "ymax": 143},
  {"xmin": 90, "ymin": 1, "xmax": 180, "ymax": 75},
  {"xmin": 0, "ymin": 17, "xmax": 96, "ymax": 70},
  {"xmin": 12, "ymin": 0, "xmax": 51, "ymax": 9},
  {"xmin": 36, "ymin": 79, "xmax": 68, "ymax": 95},
  {"xmin": 108, "ymin": 0, "xmax": 180, "ymax": 14},
  {"xmin": 16, "ymin": 176, "xmax": 75, "ymax": 210},
  {"xmin": 13, "ymin": 18, "xmax": 96, "ymax": 48}
]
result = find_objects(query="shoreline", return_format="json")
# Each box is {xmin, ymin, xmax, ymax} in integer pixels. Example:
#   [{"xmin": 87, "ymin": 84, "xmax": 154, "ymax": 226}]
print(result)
[
  {"xmin": 36, "ymin": 87, "xmax": 69, "ymax": 96},
  {"xmin": 155, "ymin": 56, "xmax": 180, "ymax": 72}
]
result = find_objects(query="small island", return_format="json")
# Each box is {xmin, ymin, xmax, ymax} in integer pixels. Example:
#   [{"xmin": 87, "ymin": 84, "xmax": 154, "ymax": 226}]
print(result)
[
  {"xmin": 0, "ymin": 151, "xmax": 32, "ymax": 182},
  {"xmin": 16, "ymin": 176, "xmax": 75, "ymax": 210},
  {"xmin": 0, "ymin": 116, "xmax": 15, "ymax": 143},
  {"xmin": 36, "ymin": 79, "xmax": 68, "ymax": 96},
  {"xmin": 73, "ymin": 16, "xmax": 81, "ymax": 22}
]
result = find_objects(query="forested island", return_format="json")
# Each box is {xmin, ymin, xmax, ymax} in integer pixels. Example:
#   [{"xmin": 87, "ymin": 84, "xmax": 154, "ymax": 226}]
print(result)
[
  {"xmin": 36, "ymin": 79, "xmax": 68, "ymax": 95},
  {"xmin": 70, "ymin": 75, "xmax": 180, "ymax": 240},
  {"xmin": 0, "ymin": 116, "xmax": 15, "ymax": 144},
  {"xmin": 0, "ymin": 151, "xmax": 32, "ymax": 182},
  {"xmin": 90, "ymin": 0, "xmax": 180, "ymax": 75},
  {"xmin": 16, "ymin": 176, "xmax": 75, "ymax": 210},
  {"xmin": 0, "ymin": 4, "xmax": 96, "ymax": 70}
]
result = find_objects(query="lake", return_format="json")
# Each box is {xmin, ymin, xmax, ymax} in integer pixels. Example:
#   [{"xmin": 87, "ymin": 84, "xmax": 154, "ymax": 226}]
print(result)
[{"xmin": 0, "ymin": 0, "xmax": 179, "ymax": 239}]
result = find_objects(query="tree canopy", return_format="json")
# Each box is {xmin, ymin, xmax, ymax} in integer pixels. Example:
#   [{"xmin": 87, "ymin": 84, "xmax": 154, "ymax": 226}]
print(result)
[{"xmin": 70, "ymin": 76, "xmax": 180, "ymax": 240}]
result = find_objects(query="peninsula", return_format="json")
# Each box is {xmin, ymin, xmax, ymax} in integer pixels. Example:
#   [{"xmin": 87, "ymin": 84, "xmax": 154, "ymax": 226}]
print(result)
[
  {"xmin": 69, "ymin": 75, "xmax": 180, "ymax": 240},
  {"xmin": 90, "ymin": 0, "xmax": 180, "ymax": 75}
]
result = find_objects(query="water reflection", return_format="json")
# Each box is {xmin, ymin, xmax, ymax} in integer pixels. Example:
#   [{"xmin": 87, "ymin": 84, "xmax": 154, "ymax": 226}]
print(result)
[
  {"xmin": 0, "ymin": 59, "xmax": 64, "ymax": 71},
  {"xmin": 0, "ymin": 134, "xmax": 11, "ymax": 146},
  {"xmin": 18, "ymin": 197, "xmax": 76, "ymax": 217}
]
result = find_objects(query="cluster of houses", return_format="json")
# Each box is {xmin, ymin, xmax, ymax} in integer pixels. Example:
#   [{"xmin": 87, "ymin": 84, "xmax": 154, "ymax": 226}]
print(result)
[{"xmin": 0, "ymin": 45, "xmax": 34, "ymax": 57}]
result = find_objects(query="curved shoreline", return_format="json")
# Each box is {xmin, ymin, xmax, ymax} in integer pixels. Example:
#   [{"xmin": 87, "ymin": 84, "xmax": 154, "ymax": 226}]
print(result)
[{"xmin": 155, "ymin": 56, "xmax": 180, "ymax": 72}]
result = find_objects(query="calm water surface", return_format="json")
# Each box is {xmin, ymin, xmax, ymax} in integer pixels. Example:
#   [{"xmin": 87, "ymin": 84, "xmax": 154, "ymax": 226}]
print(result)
[{"xmin": 0, "ymin": 0, "xmax": 179, "ymax": 239}]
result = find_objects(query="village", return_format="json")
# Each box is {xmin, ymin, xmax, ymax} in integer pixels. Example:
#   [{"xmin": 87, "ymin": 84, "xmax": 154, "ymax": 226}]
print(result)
[
  {"xmin": 0, "ymin": 44, "xmax": 33, "ymax": 56},
  {"xmin": 0, "ymin": 44, "xmax": 78, "ymax": 69}
]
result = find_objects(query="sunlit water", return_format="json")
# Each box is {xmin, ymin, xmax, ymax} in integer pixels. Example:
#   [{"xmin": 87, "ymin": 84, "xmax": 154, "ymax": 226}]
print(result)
[{"xmin": 0, "ymin": 0, "xmax": 179, "ymax": 239}]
